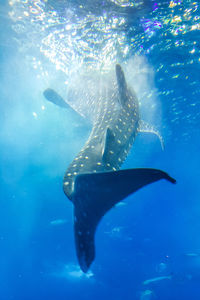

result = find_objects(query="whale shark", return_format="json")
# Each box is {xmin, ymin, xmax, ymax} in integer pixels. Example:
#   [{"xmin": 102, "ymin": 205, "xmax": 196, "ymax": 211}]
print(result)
[{"xmin": 44, "ymin": 64, "xmax": 176, "ymax": 272}]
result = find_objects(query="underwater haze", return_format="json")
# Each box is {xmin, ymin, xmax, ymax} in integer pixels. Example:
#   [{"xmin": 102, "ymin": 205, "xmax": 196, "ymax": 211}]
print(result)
[{"xmin": 1, "ymin": 0, "xmax": 200, "ymax": 299}]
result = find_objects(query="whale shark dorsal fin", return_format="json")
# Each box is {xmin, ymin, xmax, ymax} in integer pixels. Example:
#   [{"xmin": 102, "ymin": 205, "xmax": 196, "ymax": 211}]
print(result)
[
  {"xmin": 138, "ymin": 120, "xmax": 165, "ymax": 150},
  {"xmin": 102, "ymin": 127, "xmax": 115, "ymax": 162},
  {"xmin": 116, "ymin": 64, "xmax": 128, "ymax": 105},
  {"xmin": 72, "ymin": 168, "xmax": 176, "ymax": 272}
]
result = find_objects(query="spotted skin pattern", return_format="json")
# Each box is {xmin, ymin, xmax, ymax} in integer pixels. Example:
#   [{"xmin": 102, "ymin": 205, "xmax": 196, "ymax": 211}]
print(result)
[
  {"xmin": 63, "ymin": 64, "xmax": 139, "ymax": 200},
  {"xmin": 44, "ymin": 64, "xmax": 176, "ymax": 273}
]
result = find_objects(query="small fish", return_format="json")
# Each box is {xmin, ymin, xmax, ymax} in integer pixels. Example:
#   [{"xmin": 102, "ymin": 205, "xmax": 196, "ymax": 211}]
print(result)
[
  {"xmin": 140, "ymin": 289, "xmax": 154, "ymax": 300},
  {"xmin": 50, "ymin": 219, "xmax": 67, "ymax": 226},
  {"xmin": 185, "ymin": 252, "xmax": 200, "ymax": 257},
  {"xmin": 115, "ymin": 202, "xmax": 127, "ymax": 208},
  {"xmin": 143, "ymin": 275, "xmax": 172, "ymax": 285}
]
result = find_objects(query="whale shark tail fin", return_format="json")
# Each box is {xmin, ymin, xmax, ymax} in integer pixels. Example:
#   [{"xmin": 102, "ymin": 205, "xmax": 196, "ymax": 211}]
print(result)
[{"xmin": 72, "ymin": 168, "xmax": 176, "ymax": 272}]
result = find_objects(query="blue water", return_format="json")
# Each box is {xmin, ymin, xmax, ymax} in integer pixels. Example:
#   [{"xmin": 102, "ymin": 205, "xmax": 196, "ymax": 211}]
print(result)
[{"xmin": 1, "ymin": 0, "xmax": 200, "ymax": 299}]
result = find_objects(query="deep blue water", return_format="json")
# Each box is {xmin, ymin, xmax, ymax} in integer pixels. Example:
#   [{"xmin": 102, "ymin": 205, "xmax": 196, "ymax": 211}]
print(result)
[{"xmin": 1, "ymin": 1, "xmax": 200, "ymax": 299}]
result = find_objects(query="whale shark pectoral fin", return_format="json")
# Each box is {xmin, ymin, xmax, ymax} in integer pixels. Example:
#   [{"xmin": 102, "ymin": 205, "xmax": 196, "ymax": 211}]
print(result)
[
  {"xmin": 43, "ymin": 88, "xmax": 70, "ymax": 109},
  {"xmin": 138, "ymin": 120, "xmax": 165, "ymax": 150},
  {"xmin": 102, "ymin": 127, "xmax": 115, "ymax": 162},
  {"xmin": 72, "ymin": 168, "xmax": 176, "ymax": 272},
  {"xmin": 43, "ymin": 88, "xmax": 91, "ymax": 127}
]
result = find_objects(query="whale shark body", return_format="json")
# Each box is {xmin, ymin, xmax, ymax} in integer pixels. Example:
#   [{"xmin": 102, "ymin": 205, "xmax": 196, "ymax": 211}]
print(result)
[{"xmin": 44, "ymin": 64, "xmax": 176, "ymax": 272}]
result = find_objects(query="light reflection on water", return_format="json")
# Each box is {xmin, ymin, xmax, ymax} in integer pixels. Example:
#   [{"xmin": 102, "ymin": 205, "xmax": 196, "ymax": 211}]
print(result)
[
  {"xmin": 8, "ymin": 1, "xmax": 200, "ymax": 72},
  {"xmin": 7, "ymin": 0, "xmax": 200, "ymax": 137}
]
